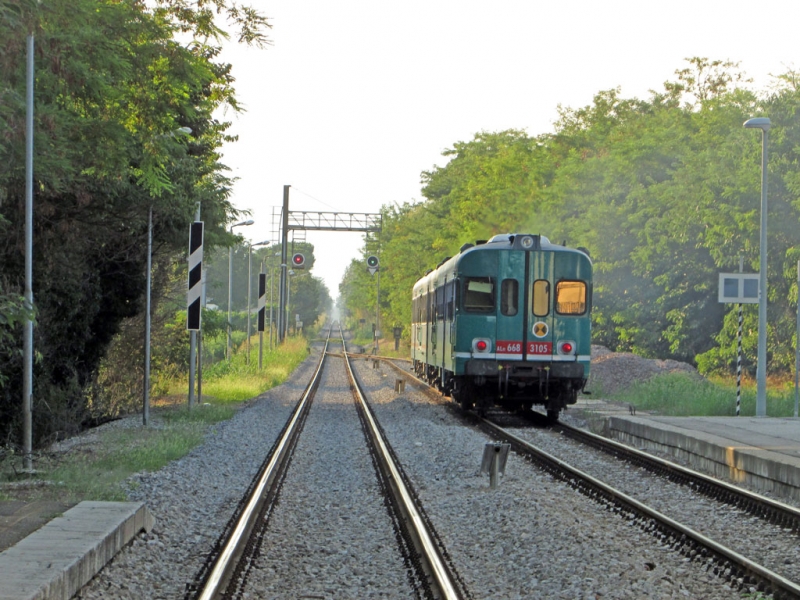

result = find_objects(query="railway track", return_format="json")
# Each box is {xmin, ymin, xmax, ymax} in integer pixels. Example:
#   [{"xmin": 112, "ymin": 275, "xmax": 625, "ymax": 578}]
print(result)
[
  {"xmin": 480, "ymin": 419, "xmax": 800, "ymax": 599},
  {"xmin": 76, "ymin": 344, "xmax": 783, "ymax": 597},
  {"xmin": 551, "ymin": 419, "xmax": 800, "ymax": 533},
  {"xmin": 378, "ymin": 357, "xmax": 800, "ymax": 599},
  {"xmin": 185, "ymin": 327, "xmax": 467, "ymax": 600}
]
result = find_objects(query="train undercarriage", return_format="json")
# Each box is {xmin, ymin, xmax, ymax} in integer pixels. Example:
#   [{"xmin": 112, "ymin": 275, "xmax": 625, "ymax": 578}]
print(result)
[{"xmin": 413, "ymin": 360, "xmax": 585, "ymax": 421}]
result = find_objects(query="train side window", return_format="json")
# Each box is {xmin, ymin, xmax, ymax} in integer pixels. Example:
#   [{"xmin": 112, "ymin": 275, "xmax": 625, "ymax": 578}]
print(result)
[
  {"xmin": 463, "ymin": 277, "xmax": 494, "ymax": 312},
  {"xmin": 445, "ymin": 281, "xmax": 455, "ymax": 320},
  {"xmin": 500, "ymin": 279, "xmax": 518, "ymax": 316},
  {"xmin": 425, "ymin": 291, "xmax": 431, "ymax": 322},
  {"xmin": 435, "ymin": 285, "xmax": 445, "ymax": 320},
  {"xmin": 556, "ymin": 280, "xmax": 587, "ymax": 315},
  {"xmin": 532, "ymin": 280, "xmax": 550, "ymax": 317}
]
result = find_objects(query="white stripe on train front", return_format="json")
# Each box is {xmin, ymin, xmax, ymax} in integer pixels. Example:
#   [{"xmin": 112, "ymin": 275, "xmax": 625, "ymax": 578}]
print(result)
[{"xmin": 455, "ymin": 352, "xmax": 590, "ymax": 362}]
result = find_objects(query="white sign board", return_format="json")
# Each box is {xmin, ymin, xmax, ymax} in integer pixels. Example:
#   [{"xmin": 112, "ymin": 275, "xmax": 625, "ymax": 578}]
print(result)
[{"xmin": 718, "ymin": 273, "xmax": 760, "ymax": 304}]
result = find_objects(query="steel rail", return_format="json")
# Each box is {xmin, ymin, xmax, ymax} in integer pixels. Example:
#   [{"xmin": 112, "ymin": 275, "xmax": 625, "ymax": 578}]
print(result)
[
  {"xmin": 194, "ymin": 331, "xmax": 332, "ymax": 600},
  {"xmin": 380, "ymin": 357, "xmax": 800, "ymax": 595},
  {"xmin": 553, "ymin": 421, "xmax": 800, "ymax": 532},
  {"xmin": 382, "ymin": 355, "xmax": 800, "ymax": 531},
  {"xmin": 480, "ymin": 418, "xmax": 800, "ymax": 600},
  {"xmin": 339, "ymin": 328, "xmax": 463, "ymax": 600}
]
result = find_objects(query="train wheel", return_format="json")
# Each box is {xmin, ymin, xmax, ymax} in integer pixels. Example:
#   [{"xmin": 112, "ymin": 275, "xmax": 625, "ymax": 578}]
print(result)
[{"xmin": 452, "ymin": 379, "xmax": 472, "ymax": 411}]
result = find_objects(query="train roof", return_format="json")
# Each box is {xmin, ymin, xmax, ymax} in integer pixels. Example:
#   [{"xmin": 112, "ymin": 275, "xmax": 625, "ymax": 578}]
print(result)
[
  {"xmin": 413, "ymin": 233, "xmax": 591, "ymax": 292},
  {"xmin": 462, "ymin": 233, "xmax": 590, "ymax": 256}
]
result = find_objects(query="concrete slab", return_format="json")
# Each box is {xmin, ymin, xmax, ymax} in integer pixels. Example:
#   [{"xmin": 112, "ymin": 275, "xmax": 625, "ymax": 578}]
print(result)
[
  {"xmin": 0, "ymin": 502, "xmax": 75, "ymax": 555},
  {"xmin": 0, "ymin": 501, "xmax": 154, "ymax": 600},
  {"xmin": 605, "ymin": 415, "xmax": 800, "ymax": 501}
]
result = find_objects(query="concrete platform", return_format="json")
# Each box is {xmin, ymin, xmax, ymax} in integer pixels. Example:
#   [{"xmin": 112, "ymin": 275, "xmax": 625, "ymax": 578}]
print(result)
[
  {"xmin": 604, "ymin": 415, "xmax": 800, "ymax": 502},
  {"xmin": 0, "ymin": 502, "xmax": 75, "ymax": 555},
  {"xmin": 0, "ymin": 501, "xmax": 154, "ymax": 600}
]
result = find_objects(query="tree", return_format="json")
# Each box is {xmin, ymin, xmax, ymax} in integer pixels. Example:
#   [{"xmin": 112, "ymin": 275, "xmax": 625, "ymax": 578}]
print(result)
[
  {"xmin": 348, "ymin": 58, "xmax": 800, "ymax": 378},
  {"xmin": 0, "ymin": 0, "xmax": 270, "ymax": 443}
]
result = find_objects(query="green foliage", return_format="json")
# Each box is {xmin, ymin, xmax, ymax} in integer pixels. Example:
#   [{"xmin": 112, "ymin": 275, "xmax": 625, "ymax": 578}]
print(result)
[
  {"xmin": 0, "ymin": 0, "xmax": 270, "ymax": 446},
  {"xmin": 176, "ymin": 335, "xmax": 310, "ymax": 403},
  {"xmin": 202, "ymin": 241, "xmax": 331, "ymax": 330},
  {"xmin": 613, "ymin": 372, "xmax": 799, "ymax": 418},
  {"xmin": 1, "ymin": 403, "xmax": 236, "ymax": 502},
  {"xmin": 339, "ymin": 58, "xmax": 800, "ymax": 379},
  {"xmin": 0, "ymin": 292, "xmax": 35, "ymax": 389}
]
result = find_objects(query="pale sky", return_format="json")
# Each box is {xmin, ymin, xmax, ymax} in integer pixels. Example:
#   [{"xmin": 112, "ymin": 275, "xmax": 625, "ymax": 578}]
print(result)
[{"xmin": 217, "ymin": 0, "xmax": 800, "ymax": 298}]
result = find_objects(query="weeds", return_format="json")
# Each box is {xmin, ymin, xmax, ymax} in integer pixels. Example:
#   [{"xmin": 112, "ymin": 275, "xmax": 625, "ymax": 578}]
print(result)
[
  {"xmin": 0, "ymin": 336, "xmax": 310, "ymax": 503},
  {"xmin": 613, "ymin": 372, "xmax": 800, "ymax": 417}
]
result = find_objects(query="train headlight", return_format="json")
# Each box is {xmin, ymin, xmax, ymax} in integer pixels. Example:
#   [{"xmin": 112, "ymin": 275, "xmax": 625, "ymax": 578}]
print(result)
[
  {"xmin": 473, "ymin": 338, "xmax": 491, "ymax": 353},
  {"xmin": 557, "ymin": 341, "xmax": 576, "ymax": 355},
  {"xmin": 520, "ymin": 236, "xmax": 534, "ymax": 249}
]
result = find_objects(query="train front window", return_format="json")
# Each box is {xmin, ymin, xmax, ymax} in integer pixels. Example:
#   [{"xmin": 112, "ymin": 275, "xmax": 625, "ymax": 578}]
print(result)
[
  {"xmin": 500, "ymin": 279, "xmax": 518, "ymax": 316},
  {"xmin": 464, "ymin": 277, "xmax": 494, "ymax": 312},
  {"xmin": 532, "ymin": 280, "xmax": 550, "ymax": 317},
  {"xmin": 556, "ymin": 280, "xmax": 587, "ymax": 315}
]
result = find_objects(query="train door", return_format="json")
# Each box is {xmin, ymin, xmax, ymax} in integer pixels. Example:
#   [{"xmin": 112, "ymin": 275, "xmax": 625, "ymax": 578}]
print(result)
[
  {"xmin": 495, "ymin": 250, "xmax": 525, "ymax": 362},
  {"xmin": 428, "ymin": 282, "xmax": 436, "ymax": 369},
  {"xmin": 412, "ymin": 290, "xmax": 422, "ymax": 363},
  {"xmin": 525, "ymin": 251, "xmax": 555, "ymax": 361},
  {"xmin": 442, "ymin": 277, "xmax": 455, "ymax": 376},
  {"xmin": 435, "ymin": 278, "xmax": 445, "ymax": 376}
]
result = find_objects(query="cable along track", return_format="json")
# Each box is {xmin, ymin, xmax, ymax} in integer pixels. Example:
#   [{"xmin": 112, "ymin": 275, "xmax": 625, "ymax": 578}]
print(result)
[
  {"xmin": 186, "ymin": 328, "xmax": 467, "ymax": 600},
  {"xmin": 480, "ymin": 417, "xmax": 800, "ymax": 600}
]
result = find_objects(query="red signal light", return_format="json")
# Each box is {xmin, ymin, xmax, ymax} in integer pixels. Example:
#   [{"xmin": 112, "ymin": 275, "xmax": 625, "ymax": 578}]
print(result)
[
  {"xmin": 291, "ymin": 253, "xmax": 305, "ymax": 268},
  {"xmin": 561, "ymin": 342, "xmax": 573, "ymax": 354},
  {"xmin": 476, "ymin": 340, "xmax": 488, "ymax": 352}
]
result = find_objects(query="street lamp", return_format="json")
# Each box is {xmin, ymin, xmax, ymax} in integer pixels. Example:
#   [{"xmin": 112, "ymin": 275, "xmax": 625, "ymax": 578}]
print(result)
[
  {"xmin": 22, "ymin": 31, "xmax": 34, "ymax": 470},
  {"xmin": 227, "ymin": 219, "xmax": 254, "ymax": 360},
  {"xmin": 143, "ymin": 127, "xmax": 192, "ymax": 426},
  {"xmin": 744, "ymin": 117, "xmax": 770, "ymax": 417},
  {"xmin": 247, "ymin": 240, "xmax": 270, "ymax": 363},
  {"xmin": 269, "ymin": 251, "xmax": 280, "ymax": 350}
]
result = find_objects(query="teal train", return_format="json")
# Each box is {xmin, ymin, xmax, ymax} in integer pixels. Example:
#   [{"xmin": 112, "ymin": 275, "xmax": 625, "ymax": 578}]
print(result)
[{"xmin": 411, "ymin": 233, "xmax": 592, "ymax": 421}]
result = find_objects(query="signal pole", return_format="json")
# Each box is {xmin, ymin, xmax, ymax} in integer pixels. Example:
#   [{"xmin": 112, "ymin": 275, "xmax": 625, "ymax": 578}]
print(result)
[{"xmin": 279, "ymin": 185, "xmax": 290, "ymax": 343}]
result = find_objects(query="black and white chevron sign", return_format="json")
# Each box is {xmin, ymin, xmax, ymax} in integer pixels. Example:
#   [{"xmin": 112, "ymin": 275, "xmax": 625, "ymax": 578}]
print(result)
[
  {"xmin": 187, "ymin": 221, "xmax": 204, "ymax": 330},
  {"xmin": 257, "ymin": 273, "xmax": 266, "ymax": 332}
]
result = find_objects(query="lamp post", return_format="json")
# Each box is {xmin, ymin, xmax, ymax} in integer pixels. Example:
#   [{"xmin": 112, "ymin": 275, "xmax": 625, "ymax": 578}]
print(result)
[
  {"xmin": 227, "ymin": 219, "xmax": 254, "ymax": 360},
  {"xmin": 744, "ymin": 117, "xmax": 770, "ymax": 417},
  {"xmin": 22, "ymin": 32, "xmax": 34, "ymax": 470},
  {"xmin": 269, "ymin": 251, "xmax": 280, "ymax": 350},
  {"xmin": 143, "ymin": 127, "xmax": 192, "ymax": 426},
  {"xmin": 247, "ymin": 240, "xmax": 270, "ymax": 364}
]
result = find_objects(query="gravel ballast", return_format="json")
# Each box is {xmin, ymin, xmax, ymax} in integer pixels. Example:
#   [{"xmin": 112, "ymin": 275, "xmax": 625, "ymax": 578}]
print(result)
[
  {"xmin": 75, "ymin": 346, "xmax": 753, "ymax": 598},
  {"xmin": 76, "ymin": 350, "xmax": 323, "ymax": 599},
  {"xmin": 352, "ymin": 360, "xmax": 748, "ymax": 599}
]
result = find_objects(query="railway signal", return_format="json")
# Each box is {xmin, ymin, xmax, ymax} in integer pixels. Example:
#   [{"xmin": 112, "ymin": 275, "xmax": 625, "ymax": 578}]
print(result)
[
  {"xmin": 291, "ymin": 253, "xmax": 306, "ymax": 269},
  {"xmin": 367, "ymin": 255, "xmax": 379, "ymax": 275}
]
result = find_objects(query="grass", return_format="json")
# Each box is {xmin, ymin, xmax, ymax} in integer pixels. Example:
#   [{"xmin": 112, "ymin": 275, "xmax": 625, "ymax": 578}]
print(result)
[
  {"xmin": 612, "ymin": 372, "xmax": 800, "ymax": 417},
  {"xmin": 0, "ymin": 336, "xmax": 311, "ymax": 503},
  {"xmin": 172, "ymin": 335, "xmax": 310, "ymax": 404},
  {"xmin": 348, "ymin": 330, "xmax": 411, "ymax": 360}
]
